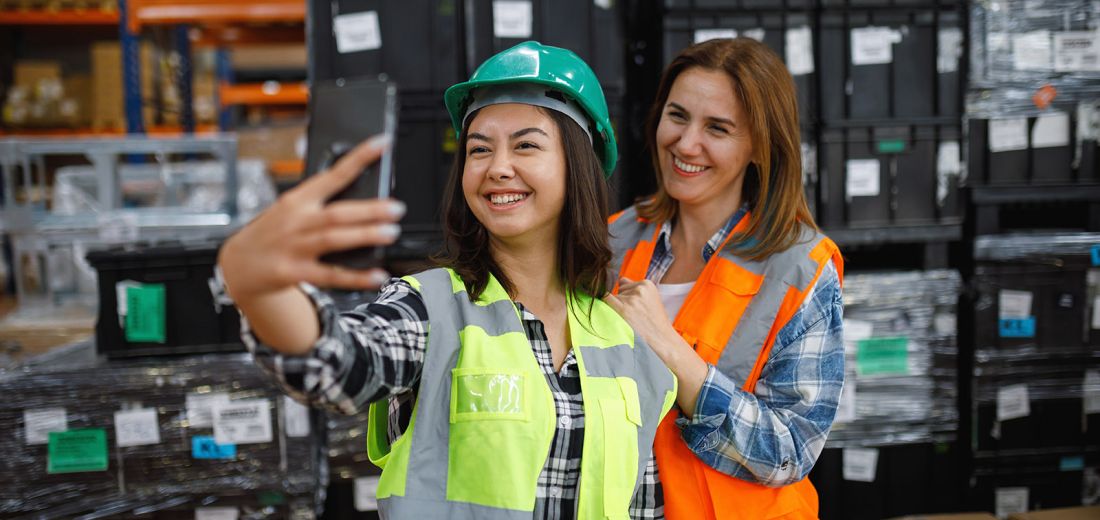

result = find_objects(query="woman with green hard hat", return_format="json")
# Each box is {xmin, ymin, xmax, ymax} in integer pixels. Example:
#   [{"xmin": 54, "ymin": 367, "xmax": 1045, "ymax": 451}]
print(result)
[{"xmin": 217, "ymin": 41, "xmax": 677, "ymax": 519}]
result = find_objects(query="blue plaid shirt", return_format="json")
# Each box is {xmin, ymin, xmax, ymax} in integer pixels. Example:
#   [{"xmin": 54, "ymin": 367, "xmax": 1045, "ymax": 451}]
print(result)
[{"xmin": 646, "ymin": 208, "xmax": 844, "ymax": 486}]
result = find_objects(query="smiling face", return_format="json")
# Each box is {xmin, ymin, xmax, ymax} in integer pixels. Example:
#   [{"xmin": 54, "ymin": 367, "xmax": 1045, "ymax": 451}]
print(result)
[
  {"xmin": 655, "ymin": 66, "xmax": 755, "ymax": 215},
  {"xmin": 461, "ymin": 103, "xmax": 568, "ymax": 249}
]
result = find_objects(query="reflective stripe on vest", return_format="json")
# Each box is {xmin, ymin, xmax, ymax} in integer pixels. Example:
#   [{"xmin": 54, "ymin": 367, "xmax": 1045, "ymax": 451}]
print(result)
[
  {"xmin": 610, "ymin": 207, "xmax": 843, "ymax": 520},
  {"xmin": 366, "ymin": 267, "xmax": 677, "ymax": 519}
]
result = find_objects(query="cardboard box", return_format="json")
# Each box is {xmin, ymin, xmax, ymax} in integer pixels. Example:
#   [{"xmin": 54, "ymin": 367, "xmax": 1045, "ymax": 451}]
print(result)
[
  {"xmin": 1008, "ymin": 506, "xmax": 1100, "ymax": 520},
  {"xmin": 14, "ymin": 60, "xmax": 61, "ymax": 95},
  {"xmin": 90, "ymin": 41, "xmax": 154, "ymax": 130}
]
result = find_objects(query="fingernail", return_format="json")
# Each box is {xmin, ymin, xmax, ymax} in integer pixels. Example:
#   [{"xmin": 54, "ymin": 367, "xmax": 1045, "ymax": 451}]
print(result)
[
  {"xmin": 388, "ymin": 200, "xmax": 407, "ymax": 218},
  {"xmin": 368, "ymin": 270, "xmax": 390, "ymax": 285},
  {"xmin": 367, "ymin": 134, "xmax": 393, "ymax": 150},
  {"xmin": 379, "ymin": 223, "xmax": 401, "ymax": 239}
]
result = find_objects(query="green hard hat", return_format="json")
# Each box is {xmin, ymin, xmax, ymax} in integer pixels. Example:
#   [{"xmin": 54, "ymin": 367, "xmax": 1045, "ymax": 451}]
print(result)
[{"xmin": 444, "ymin": 41, "xmax": 618, "ymax": 176}]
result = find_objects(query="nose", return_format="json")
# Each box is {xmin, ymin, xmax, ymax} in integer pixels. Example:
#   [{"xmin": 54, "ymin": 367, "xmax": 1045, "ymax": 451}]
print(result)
[
  {"xmin": 487, "ymin": 149, "xmax": 514, "ymax": 181},
  {"xmin": 674, "ymin": 123, "xmax": 704, "ymax": 157}
]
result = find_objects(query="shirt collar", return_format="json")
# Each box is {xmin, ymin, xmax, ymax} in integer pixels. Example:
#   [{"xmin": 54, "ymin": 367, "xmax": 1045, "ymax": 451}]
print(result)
[{"xmin": 655, "ymin": 205, "xmax": 749, "ymax": 263}]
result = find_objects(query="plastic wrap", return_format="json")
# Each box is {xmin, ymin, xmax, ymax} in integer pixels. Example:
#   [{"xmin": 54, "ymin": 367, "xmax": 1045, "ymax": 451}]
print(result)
[
  {"xmin": 325, "ymin": 410, "xmax": 382, "ymax": 482},
  {"xmin": 0, "ymin": 353, "xmax": 325, "ymax": 518},
  {"xmin": 828, "ymin": 270, "xmax": 960, "ymax": 447}
]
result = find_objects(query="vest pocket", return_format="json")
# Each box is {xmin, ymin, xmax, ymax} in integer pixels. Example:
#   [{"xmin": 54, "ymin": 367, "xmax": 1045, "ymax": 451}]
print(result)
[
  {"xmin": 450, "ymin": 368, "xmax": 528, "ymax": 422},
  {"xmin": 599, "ymin": 378, "xmax": 643, "ymax": 519},
  {"xmin": 682, "ymin": 259, "xmax": 764, "ymax": 359}
]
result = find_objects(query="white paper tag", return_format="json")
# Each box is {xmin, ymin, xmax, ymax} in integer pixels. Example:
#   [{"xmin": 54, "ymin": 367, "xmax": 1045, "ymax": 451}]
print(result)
[
  {"xmin": 997, "ymin": 384, "xmax": 1031, "ymax": 421},
  {"xmin": 1013, "ymin": 30, "xmax": 1053, "ymax": 71},
  {"xmin": 1085, "ymin": 370, "xmax": 1100, "ymax": 415},
  {"xmin": 938, "ymin": 28, "xmax": 963, "ymax": 73},
  {"xmin": 1054, "ymin": 31, "xmax": 1100, "ymax": 72},
  {"xmin": 995, "ymin": 487, "xmax": 1029, "ymax": 518},
  {"xmin": 936, "ymin": 141, "xmax": 961, "ymax": 205},
  {"xmin": 283, "ymin": 396, "xmax": 311, "ymax": 438},
  {"xmin": 354, "ymin": 476, "xmax": 381, "ymax": 512},
  {"xmin": 186, "ymin": 392, "xmax": 230, "ymax": 429},
  {"xmin": 694, "ymin": 28, "xmax": 737, "ymax": 44},
  {"xmin": 843, "ymin": 319, "xmax": 874, "ymax": 344},
  {"xmin": 195, "ymin": 507, "xmax": 239, "ymax": 520},
  {"xmin": 1079, "ymin": 101, "xmax": 1100, "ymax": 142},
  {"xmin": 1092, "ymin": 296, "xmax": 1100, "ymax": 329},
  {"xmin": 594, "ymin": 0, "xmax": 613, "ymax": 9},
  {"xmin": 846, "ymin": 159, "xmax": 880, "ymax": 198},
  {"xmin": 989, "ymin": 118, "xmax": 1029, "ymax": 153},
  {"xmin": 99, "ymin": 213, "xmax": 139, "ymax": 243},
  {"xmin": 786, "ymin": 26, "xmax": 815, "ymax": 75},
  {"xmin": 836, "ymin": 380, "xmax": 857, "ymax": 423},
  {"xmin": 999, "ymin": 289, "xmax": 1033, "ymax": 319},
  {"xmin": 493, "ymin": 0, "xmax": 533, "ymax": 39},
  {"xmin": 114, "ymin": 408, "xmax": 161, "ymax": 447},
  {"xmin": 1032, "ymin": 111, "xmax": 1070, "ymax": 148},
  {"xmin": 934, "ymin": 312, "xmax": 957, "ymax": 336},
  {"xmin": 742, "ymin": 28, "xmax": 765, "ymax": 42},
  {"xmin": 851, "ymin": 27, "xmax": 898, "ymax": 65},
  {"xmin": 213, "ymin": 399, "xmax": 273, "ymax": 445},
  {"xmin": 842, "ymin": 448, "xmax": 879, "ymax": 482},
  {"xmin": 24, "ymin": 408, "xmax": 67, "ymax": 445},
  {"xmin": 333, "ymin": 11, "xmax": 382, "ymax": 53},
  {"xmin": 988, "ymin": 31, "xmax": 1010, "ymax": 53},
  {"xmin": 114, "ymin": 280, "xmax": 141, "ymax": 327}
]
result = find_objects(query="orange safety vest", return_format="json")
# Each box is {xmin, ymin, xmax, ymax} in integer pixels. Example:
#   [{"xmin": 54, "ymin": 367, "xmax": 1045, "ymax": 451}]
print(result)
[{"xmin": 609, "ymin": 206, "xmax": 843, "ymax": 520}]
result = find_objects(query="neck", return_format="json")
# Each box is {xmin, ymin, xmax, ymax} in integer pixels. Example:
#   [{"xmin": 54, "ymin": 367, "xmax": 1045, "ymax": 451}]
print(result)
[
  {"xmin": 490, "ymin": 237, "xmax": 565, "ymax": 308},
  {"xmin": 674, "ymin": 195, "xmax": 742, "ymax": 250}
]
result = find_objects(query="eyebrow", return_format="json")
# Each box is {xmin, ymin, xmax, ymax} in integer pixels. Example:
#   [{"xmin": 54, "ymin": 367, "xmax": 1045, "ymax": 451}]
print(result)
[
  {"xmin": 467, "ymin": 127, "xmax": 549, "ymax": 143},
  {"xmin": 667, "ymin": 102, "xmax": 736, "ymax": 127}
]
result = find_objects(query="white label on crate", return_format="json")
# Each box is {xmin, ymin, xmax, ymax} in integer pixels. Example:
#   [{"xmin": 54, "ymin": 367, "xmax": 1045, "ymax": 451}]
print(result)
[
  {"xmin": 114, "ymin": 408, "xmax": 160, "ymax": 448},
  {"xmin": 851, "ymin": 27, "xmax": 898, "ymax": 65},
  {"xmin": 835, "ymin": 380, "xmax": 857, "ymax": 424},
  {"xmin": 1031, "ymin": 111, "xmax": 1070, "ymax": 148},
  {"xmin": 213, "ymin": 399, "xmax": 273, "ymax": 445},
  {"xmin": 934, "ymin": 312, "xmax": 957, "ymax": 336},
  {"xmin": 845, "ymin": 159, "xmax": 880, "ymax": 198},
  {"xmin": 186, "ymin": 392, "xmax": 230, "ymax": 429},
  {"xmin": 594, "ymin": 0, "xmax": 613, "ymax": 9},
  {"xmin": 843, "ymin": 319, "xmax": 874, "ymax": 345},
  {"xmin": 1013, "ymin": 30, "xmax": 1053, "ymax": 71},
  {"xmin": 24, "ymin": 408, "xmax": 67, "ymax": 445},
  {"xmin": 114, "ymin": 280, "xmax": 140, "ymax": 327},
  {"xmin": 1092, "ymin": 296, "xmax": 1100, "ymax": 329},
  {"xmin": 997, "ymin": 384, "xmax": 1031, "ymax": 421},
  {"xmin": 98, "ymin": 213, "xmax": 139, "ymax": 244},
  {"xmin": 1079, "ymin": 101, "xmax": 1100, "ymax": 141},
  {"xmin": 694, "ymin": 29, "xmax": 738, "ymax": 44},
  {"xmin": 493, "ymin": 1, "xmax": 533, "ymax": 38},
  {"xmin": 195, "ymin": 507, "xmax": 239, "ymax": 520},
  {"xmin": 1054, "ymin": 31, "xmax": 1100, "ymax": 72},
  {"xmin": 333, "ymin": 11, "xmax": 382, "ymax": 53},
  {"xmin": 1085, "ymin": 370, "xmax": 1100, "ymax": 415},
  {"xmin": 283, "ymin": 396, "xmax": 311, "ymax": 438},
  {"xmin": 786, "ymin": 26, "xmax": 815, "ymax": 75},
  {"xmin": 988, "ymin": 32, "xmax": 1010, "ymax": 53},
  {"xmin": 936, "ymin": 141, "xmax": 961, "ymax": 205},
  {"xmin": 938, "ymin": 28, "xmax": 963, "ymax": 73},
  {"xmin": 995, "ymin": 487, "xmax": 1029, "ymax": 518},
  {"xmin": 742, "ymin": 28, "xmax": 765, "ymax": 42},
  {"xmin": 354, "ymin": 476, "xmax": 381, "ymax": 512},
  {"xmin": 988, "ymin": 118, "xmax": 1029, "ymax": 153},
  {"xmin": 842, "ymin": 448, "xmax": 878, "ymax": 483},
  {"xmin": 998, "ymin": 289, "xmax": 1033, "ymax": 319}
]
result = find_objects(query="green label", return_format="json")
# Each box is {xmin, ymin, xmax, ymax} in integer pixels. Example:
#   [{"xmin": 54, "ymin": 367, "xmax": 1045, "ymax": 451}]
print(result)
[
  {"xmin": 125, "ymin": 283, "xmax": 166, "ymax": 343},
  {"xmin": 856, "ymin": 337, "xmax": 909, "ymax": 375},
  {"xmin": 48, "ymin": 428, "xmax": 108, "ymax": 474},
  {"xmin": 876, "ymin": 139, "xmax": 906, "ymax": 154}
]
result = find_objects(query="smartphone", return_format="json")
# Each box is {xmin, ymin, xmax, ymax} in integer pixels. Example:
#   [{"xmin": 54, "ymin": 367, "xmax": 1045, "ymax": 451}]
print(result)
[{"xmin": 304, "ymin": 76, "xmax": 399, "ymax": 270}]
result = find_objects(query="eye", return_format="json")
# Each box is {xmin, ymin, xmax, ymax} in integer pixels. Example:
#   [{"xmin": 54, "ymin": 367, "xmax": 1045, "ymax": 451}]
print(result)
[
  {"xmin": 666, "ymin": 110, "xmax": 687, "ymax": 122},
  {"xmin": 708, "ymin": 124, "xmax": 731, "ymax": 135},
  {"xmin": 467, "ymin": 145, "xmax": 490, "ymax": 156},
  {"xmin": 516, "ymin": 141, "xmax": 542, "ymax": 150}
]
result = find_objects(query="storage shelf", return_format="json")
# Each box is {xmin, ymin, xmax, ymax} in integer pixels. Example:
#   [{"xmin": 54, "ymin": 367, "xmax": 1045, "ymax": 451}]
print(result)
[
  {"xmin": 127, "ymin": 0, "xmax": 305, "ymax": 32},
  {"xmin": 0, "ymin": 9, "xmax": 119, "ymax": 25},
  {"xmin": 968, "ymin": 184, "xmax": 1100, "ymax": 205},
  {"xmin": 219, "ymin": 81, "xmax": 308, "ymax": 106},
  {"xmin": 824, "ymin": 222, "xmax": 963, "ymax": 246},
  {"xmin": 0, "ymin": 125, "xmax": 219, "ymax": 137}
]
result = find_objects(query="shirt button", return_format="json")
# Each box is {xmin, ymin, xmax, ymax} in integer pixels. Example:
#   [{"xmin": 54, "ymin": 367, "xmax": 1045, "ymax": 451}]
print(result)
[
  {"xmin": 781, "ymin": 460, "xmax": 790, "ymax": 470},
  {"xmin": 558, "ymin": 416, "xmax": 572, "ymax": 428},
  {"xmin": 549, "ymin": 488, "xmax": 561, "ymax": 498}
]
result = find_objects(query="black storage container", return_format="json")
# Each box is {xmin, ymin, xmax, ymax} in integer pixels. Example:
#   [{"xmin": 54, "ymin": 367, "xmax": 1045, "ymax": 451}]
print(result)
[
  {"xmin": 391, "ymin": 97, "xmax": 457, "ymax": 243},
  {"xmin": 464, "ymin": 0, "xmax": 626, "ymax": 92},
  {"xmin": 662, "ymin": 10, "xmax": 817, "ymax": 126},
  {"xmin": 967, "ymin": 112, "xmax": 1079, "ymax": 186},
  {"xmin": 86, "ymin": 241, "xmax": 242, "ymax": 358},
  {"xmin": 665, "ymin": 0, "xmax": 816, "ymax": 10},
  {"xmin": 309, "ymin": 0, "xmax": 464, "ymax": 95},
  {"xmin": 970, "ymin": 452, "xmax": 1097, "ymax": 513},
  {"xmin": 819, "ymin": 123, "xmax": 961, "ymax": 228},
  {"xmin": 972, "ymin": 259, "xmax": 1090, "ymax": 350},
  {"xmin": 819, "ymin": 7, "xmax": 962, "ymax": 122}
]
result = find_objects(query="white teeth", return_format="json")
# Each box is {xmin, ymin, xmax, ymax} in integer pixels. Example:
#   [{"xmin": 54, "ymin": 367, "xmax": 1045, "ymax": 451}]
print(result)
[
  {"xmin": 490, "ymin": 193, "xmax": 527, "ymax": 205},
  {"xmin": 674, "ymin": 157, "xmax": 706, "ymax": 173}
]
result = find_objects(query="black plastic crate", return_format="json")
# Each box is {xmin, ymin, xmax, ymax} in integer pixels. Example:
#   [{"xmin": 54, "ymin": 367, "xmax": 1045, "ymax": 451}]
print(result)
[
  {"xmin": 85, "ymin": 241, "xmax": 242, "ymax": 359},
  {"xmin": 819, "ymin": 7, "xmax": 962, "ymax": 122},
  {"xmin": 664, "ymin": 0, "xmax": 817, "ymax": 12},
  {"xmin": 463, "ymin": 0, "xmax": 626, "ymax": 92},
  {"xmin": 309, "ymin": 0, "xmax": 464, "ymax": 94},
  {"xmin": 975, "ymin": 396, "xmax": 1089, "ymax": 454},
  {"xmin": 970, "ymin": 452, "xmax": 1098, "ymax": 513},
  {"xmin": 662, "ymin": 11, "xmax": 817, "ymax": 126},
  {"xmin": 390, "ymin": 98, "xmax": 455, "ymax": 244},
  {"xmin": 818, "ymin": 123, "xmax": 962, "ymax": 228},
  {"xmin": 967, "ymin": 111, "xmax": 1082, "ymax": 186},
  {"xmin": 972, "ymin": 259, "xmax": 1091, "ymax": 350}
]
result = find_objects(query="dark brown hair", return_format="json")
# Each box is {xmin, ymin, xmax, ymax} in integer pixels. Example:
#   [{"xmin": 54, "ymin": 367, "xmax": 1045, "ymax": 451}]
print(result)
[
  {"xmin": 640, "ymin": 37, "xmax": 817, "ymax": 260},
  {"xmin": 436, "ymin": 106, "xmax": 611, "ymax": 303}
]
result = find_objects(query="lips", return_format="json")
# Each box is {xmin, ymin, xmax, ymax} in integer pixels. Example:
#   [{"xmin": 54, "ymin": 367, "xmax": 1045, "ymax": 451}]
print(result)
[{"xmin": 673, "ymin": 156, "xmax": 708, "ymax": 176}]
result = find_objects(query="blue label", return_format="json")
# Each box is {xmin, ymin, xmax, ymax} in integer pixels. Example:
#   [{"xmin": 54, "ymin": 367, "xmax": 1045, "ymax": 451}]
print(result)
[
  {"xmin": 1092, "ymin": 245, "xmax": 1100, "ymax": 266},
  {"xmin": 999, "ymin": 317, "xmax": 1036, "ymax": 338},
  {"xmin": 1060, "ymin": 456, "xmax": 1085, "ymax": 471},
  {"xmin": 192, "ymin": 436, "xmax": 236, "ymax": 459}
]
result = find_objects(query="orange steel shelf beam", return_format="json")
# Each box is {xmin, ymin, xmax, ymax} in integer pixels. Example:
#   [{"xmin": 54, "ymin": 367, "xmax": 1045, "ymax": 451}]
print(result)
[
  {"xmin": 189, "ymin": 24, "xmax": 304, "ymax": 46},
  {"xmin": 127, "ymin": 0, "xmax": 305, "ymax": 32},
  {"xmin": 0, "ymin": 125, "xmax": 219, "ymax": 137},
  {"xmin": 219, "ymin": 81, "xmax": 308, "ymax": 106},
  {"xmin": 0, "ymin": 9, "xmax": 119, "ymax": 25}
]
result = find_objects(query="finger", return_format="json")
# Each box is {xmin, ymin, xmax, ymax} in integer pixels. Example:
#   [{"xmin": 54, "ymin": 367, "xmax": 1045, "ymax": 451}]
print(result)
[
  {"xmin": 294, "ymin": 134, "xmax": 392, "ymax": 202},
  {"xmin": 602, "ymin": 293, "xmax": 623, "ymax": 313},
  {"xmin": 300, "ymin": 263, "xmax": 391, "ymax": 290},
  {"xmin": 617, "ymin": 277, "xmax": 644, "ymax": 293},
  {"xmin": 299, "ymin": 223, "xmax": 401, "ymax": 255},
  {"xmin": 304, "ymin": 198, "xmax": 406, "ymax": 230}
]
